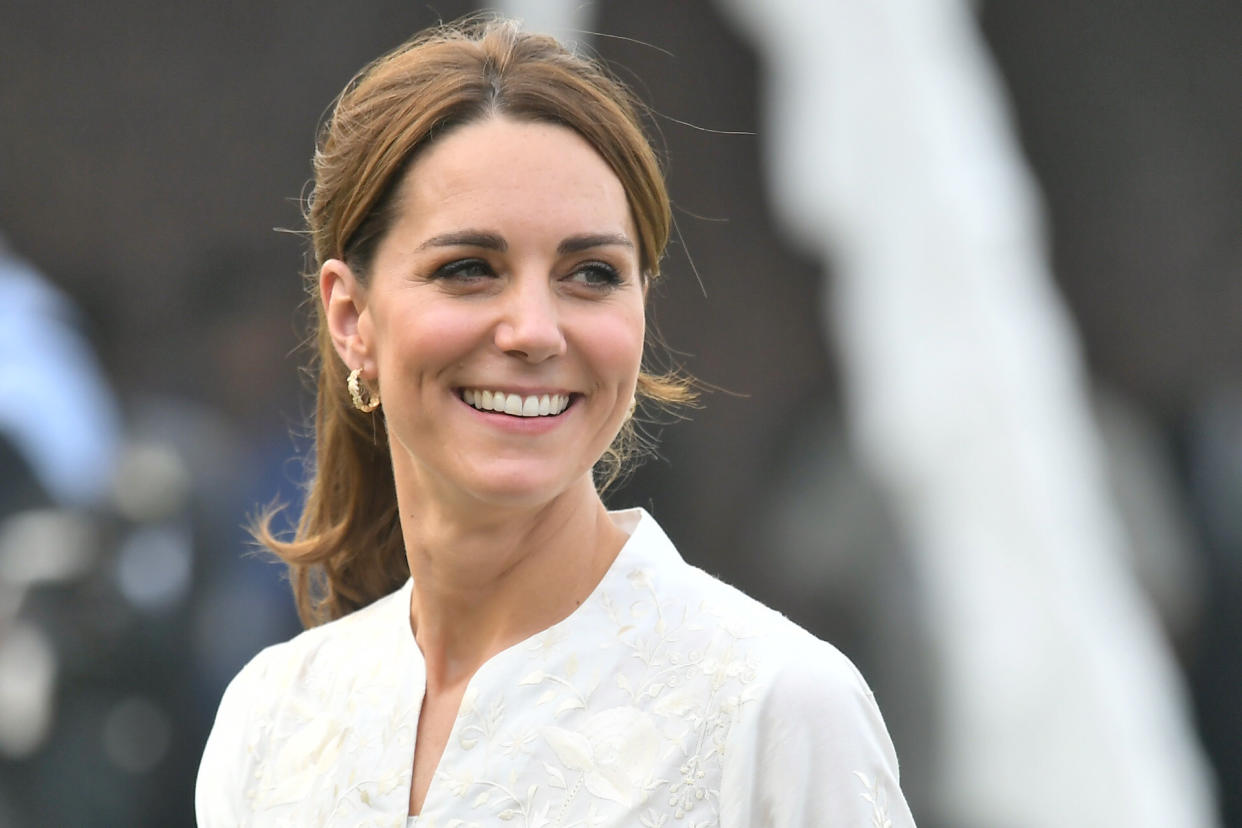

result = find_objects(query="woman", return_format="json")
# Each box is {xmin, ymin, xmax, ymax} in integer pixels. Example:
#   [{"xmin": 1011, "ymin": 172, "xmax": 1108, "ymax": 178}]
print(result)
[{"xmin": 197, "ymin": 18, "xmax": 914, "ymax": 827}]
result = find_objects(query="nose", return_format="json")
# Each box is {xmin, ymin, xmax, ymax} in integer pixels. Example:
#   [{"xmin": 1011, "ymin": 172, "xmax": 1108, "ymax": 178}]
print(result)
[{"xmin": 493, "ymin": 277, "xmax": 567, "ymax": 363}]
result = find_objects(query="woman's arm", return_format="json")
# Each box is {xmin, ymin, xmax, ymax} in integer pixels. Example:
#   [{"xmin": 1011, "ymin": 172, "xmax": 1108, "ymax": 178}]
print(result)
[
  {"xmin": 722, "ymin": 640, "xmax": 915, "ymax": 827},
  {"xmin": 195, "ymin": 648, "xmax": 272, "ymax": 826}
]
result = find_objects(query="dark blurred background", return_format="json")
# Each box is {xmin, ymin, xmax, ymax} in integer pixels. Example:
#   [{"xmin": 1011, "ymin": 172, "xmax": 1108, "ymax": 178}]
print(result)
[{"xmin": 0, "ymin": 1, "xmax": 1238, "ymax": 825}]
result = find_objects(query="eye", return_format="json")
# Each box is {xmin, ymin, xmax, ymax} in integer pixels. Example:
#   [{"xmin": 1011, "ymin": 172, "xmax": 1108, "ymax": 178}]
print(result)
[
  {"xmin": 431, "ymin": 258, "xmax": 495, "ymax": 282},
  {"xmin": 566, "ymin": 261, "xmax": 622, "ymax": 289}
]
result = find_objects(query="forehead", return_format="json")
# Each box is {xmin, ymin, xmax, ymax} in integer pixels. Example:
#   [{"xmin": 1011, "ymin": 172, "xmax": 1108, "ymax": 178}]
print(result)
[{"xmin": 395, "ymin": 116, "xmax": 634, "ymax": 239}]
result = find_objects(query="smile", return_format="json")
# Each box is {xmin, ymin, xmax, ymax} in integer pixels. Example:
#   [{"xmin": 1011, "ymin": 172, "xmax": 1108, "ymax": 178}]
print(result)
[{"xmin": 461, "ymin": 389, "xmax": 572, "ymax": 418}]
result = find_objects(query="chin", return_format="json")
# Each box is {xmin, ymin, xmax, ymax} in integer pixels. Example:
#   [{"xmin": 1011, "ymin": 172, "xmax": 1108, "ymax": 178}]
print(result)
[{"xmin": 456, "ymin": 464, "xmax": 593, "ymax": 511}]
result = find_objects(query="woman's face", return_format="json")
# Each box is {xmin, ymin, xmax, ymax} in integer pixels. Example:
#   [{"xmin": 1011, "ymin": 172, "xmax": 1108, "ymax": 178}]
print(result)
[{"xmin": 324, "ymin": 116, "xmax": 645, "ymax": 512}]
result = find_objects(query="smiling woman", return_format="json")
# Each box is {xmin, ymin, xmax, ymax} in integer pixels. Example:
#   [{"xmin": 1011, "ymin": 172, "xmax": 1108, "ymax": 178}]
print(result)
[
  {"xmin": 321, "ymin": 117, "xmax": 647, "ymax": 517},
  {"xmin": 195, "ymin": 16, "xmax": 915, "ymax": 827}
]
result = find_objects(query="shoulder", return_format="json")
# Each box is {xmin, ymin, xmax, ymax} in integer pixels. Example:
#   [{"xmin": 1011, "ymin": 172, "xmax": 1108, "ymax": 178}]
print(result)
[
  {"xmin": 203, "ymin": 581, "xmax": 406, "ymax": 716},
  {"xmin": 206, "ymin": 577, "xmax": 413, "ymax": 722},
  {"xmin": 631, "ymin": 512, "xmax": 893, "ymax": 746},
  {"xmin": 195, "ymin": 581, "xmax": 413, "ymax": 825},
  {"xmin": 622, "ymin": 509, "xmax": 866, "ymax": 692},
  {"xmin": 689, "ymin": 580, "xmax": 912, "ymax": 825},
  {"xmin": 622, "ymin": 512, "xmax": 913, "ymax": 825},
  {"xmin": 678, "ymin": 559, "xmax": 880, "ymax": 719},
  {"xmin": 718, "ymin": 628, "xmax": 913, "ymax": 825}
]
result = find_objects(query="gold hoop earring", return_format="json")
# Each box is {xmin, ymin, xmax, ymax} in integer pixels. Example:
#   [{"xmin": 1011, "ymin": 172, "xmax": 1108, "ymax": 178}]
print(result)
[{"xmin": 348, "ymin": 368, "xmax": 380, "ymax": 413}]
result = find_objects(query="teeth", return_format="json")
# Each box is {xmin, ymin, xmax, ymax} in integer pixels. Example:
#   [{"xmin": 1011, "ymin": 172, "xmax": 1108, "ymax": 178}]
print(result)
[{"xmin": 463, "ymin": 390, "xmax": 570, "ymax": 417}]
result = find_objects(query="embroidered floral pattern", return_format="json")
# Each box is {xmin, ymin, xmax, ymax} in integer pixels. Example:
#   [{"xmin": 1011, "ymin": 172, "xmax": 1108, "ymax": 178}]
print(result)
[
  {"xmin": 423, "ymin": 559, "xmax": 760, "ymax": 827},
  {"xmin": 854, "ymin": 771, "xmax": 894, "ymax": 828},
  {"xmin": 198, "ymin": 510, "xmax": 913, "ymax": 827}
]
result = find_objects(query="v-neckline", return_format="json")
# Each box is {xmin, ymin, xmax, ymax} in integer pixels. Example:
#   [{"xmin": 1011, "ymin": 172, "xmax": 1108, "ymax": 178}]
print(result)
[{"xmin": 402, "ymin": 507, "xmax": 651, "ymax": 820}]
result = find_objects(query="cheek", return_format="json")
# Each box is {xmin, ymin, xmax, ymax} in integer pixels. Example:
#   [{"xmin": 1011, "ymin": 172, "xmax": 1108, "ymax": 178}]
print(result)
[
  {"xmin": 584, "ymin": 305, "xmax": 646, "ymax": 381},
  {"xmin": 373, "ymin": 303, "xmax": 482, "ymax": 372}
]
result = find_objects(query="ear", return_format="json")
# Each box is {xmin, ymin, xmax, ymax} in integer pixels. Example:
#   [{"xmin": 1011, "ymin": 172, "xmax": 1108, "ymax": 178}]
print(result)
[{"xmin": 321, "ymin": 258, "xmax": 374, "ymax": 375}]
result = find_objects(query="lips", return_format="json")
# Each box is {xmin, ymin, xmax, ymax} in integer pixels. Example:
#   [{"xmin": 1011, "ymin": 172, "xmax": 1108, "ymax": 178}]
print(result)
[{"xmin": 461, "ymin": 389, "xmax": 571, "ymax": 417}]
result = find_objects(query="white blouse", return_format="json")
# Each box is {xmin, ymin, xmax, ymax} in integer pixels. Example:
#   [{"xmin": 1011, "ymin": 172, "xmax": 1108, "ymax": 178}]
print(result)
[{"xmin": 197, "ymin": 509, "xmax": 914, "ymax": 827}]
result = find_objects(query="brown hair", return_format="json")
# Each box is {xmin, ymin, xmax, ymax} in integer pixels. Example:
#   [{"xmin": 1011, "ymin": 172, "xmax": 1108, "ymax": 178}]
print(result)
[{"xmin": 256, "ymin": 17, "xmax": 694, "ymax": 627}]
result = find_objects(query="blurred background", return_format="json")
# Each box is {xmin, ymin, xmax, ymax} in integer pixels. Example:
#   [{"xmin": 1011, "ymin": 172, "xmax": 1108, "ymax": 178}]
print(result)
[{"xmin": 0, "ymin": 1, "xmax": 1238, "ymax": 825}]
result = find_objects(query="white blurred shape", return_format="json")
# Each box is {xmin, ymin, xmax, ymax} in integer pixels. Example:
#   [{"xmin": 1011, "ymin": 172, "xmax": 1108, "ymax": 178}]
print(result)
[
  {"xmin": 102, "ymin": 696, "xmax": 171, "ymax": 773},
  {"xmin": 0, "ymin": 622, "xmax": 56, "ymax": 758},
  {"xmin": 111, "ymin": 442, "xmax": 192, "ymax": 523},
  {"xmin": 717, "ymin": 0, "xmax": 1219, "ymax": 825},
  {"xmin": 0, "ymin": 243, "xmax": 122, "ymax": 508},
  {"xmin": 0, "ymin": 509, "xmax": 95, "ymax": 586},
  {"xmin": 114, "ymin": 522, "xmax": 192, "ymax": 612},
  {"xmin": 493, "ymin": 0, "xmax": 595, "ymax": 53}
]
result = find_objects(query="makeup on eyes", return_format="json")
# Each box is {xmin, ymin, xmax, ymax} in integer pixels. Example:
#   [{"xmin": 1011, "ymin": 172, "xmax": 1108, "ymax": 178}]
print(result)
[{"xmin": 425, "ymin": 255, "xmax": 627, "ymax": 292}]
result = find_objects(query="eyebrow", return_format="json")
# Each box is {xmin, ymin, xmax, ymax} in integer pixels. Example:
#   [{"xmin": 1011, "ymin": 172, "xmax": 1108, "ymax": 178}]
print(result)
[
  {"xmin": 417, "ymin": 230, "xmax": 507, "ymax": 252},
  {"xmin": 557, "ymin": 233, "xmax": 634, "ymax": 254},
  {"xmin": 415, "ymin": 230, "xmax": 634, "ymax": 255}
]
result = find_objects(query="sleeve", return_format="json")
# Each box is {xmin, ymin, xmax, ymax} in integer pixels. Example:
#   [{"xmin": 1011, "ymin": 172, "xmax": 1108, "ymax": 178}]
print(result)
[
  {"xmin": 195, "ymin": 648, "xmax": 273, "ymax": 827},
  {"xmin": 721, "ymin": 641, "xmax": 916, "ymax": 827}
]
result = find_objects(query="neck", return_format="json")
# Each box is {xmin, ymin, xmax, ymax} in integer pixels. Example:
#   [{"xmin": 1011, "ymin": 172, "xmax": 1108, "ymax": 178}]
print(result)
[{"xmin": 397, "ymin": 475, "xmax": 626, "ymax": 693}]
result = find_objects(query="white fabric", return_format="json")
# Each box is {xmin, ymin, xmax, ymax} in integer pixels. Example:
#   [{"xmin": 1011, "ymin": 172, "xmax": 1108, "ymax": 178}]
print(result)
[{"xmin": 197, "ymin": 509, "xmax": 913, "ymax": 827}]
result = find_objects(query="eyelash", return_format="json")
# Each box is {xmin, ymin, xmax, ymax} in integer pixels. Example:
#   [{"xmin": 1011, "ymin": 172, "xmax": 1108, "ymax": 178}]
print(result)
[
  {"xmin": 431, "ymin": 258, "xmax": 493, "ymax": 281},
  {"xmin": 428, "ymin": 258, "xmax": 624, "ymax": 289},
  {"xmin": 568, "ymin": 261, "xmax": 622, "ymax": 288}
]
